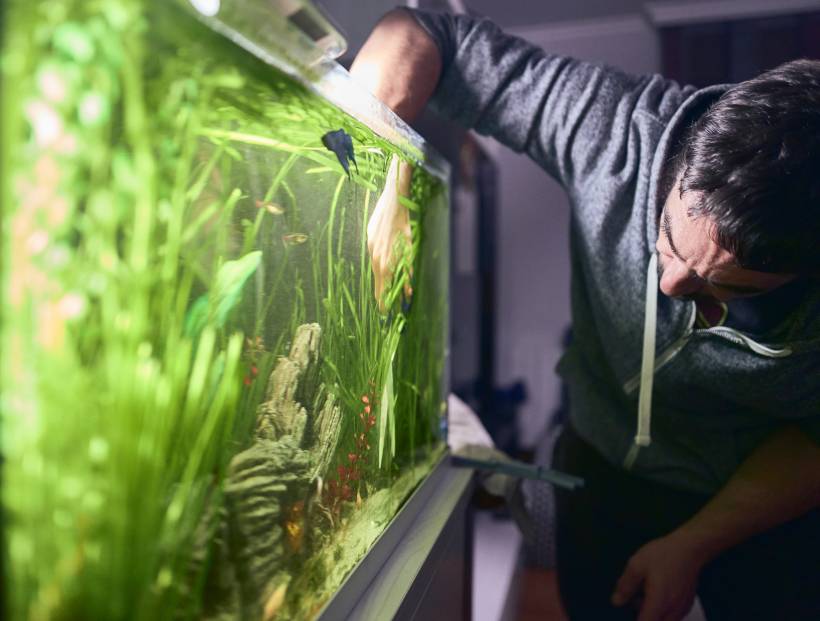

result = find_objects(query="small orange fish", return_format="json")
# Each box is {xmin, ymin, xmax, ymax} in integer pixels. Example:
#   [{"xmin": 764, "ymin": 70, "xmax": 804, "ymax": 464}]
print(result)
[
  {"xmin": 290, "ymin": 500, "xmax": 304, "ymax": 519},
  {"xmin": 282, "ymin": 233, "xmax": 308, "ymax": 246},
  {"xmin": 284, "ymin": 500, "xmax": 305, "ymax": 553},
  {"xmin": 284, "ymin": 520, "xmax": 303, "ymax": 553},
  {"xmin": 255, "ymin": 199, "xmax": 284, "ymax": 215},
  {"xmin": 244, "ymin": 335, "xmax": 265, "ymax": 358}
]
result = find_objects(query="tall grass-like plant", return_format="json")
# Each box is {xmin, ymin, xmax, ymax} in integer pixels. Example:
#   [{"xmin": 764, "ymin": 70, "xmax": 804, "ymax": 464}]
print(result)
[
  {"xmin": 1, "ymin": 1, "xmax": 448, "ymax": 619},
  {"xmin": 0, "ymin": 2, "xmax": 254, "ymax": 618}
]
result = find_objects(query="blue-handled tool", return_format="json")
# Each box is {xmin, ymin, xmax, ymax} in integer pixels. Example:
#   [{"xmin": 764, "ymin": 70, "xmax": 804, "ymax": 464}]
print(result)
[{"xmin": 450, "ymin": 454, "xmax": 584, "ymax": 491}]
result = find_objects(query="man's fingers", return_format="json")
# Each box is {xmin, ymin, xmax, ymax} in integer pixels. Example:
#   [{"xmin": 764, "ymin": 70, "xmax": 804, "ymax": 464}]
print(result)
[
  {"xmin": 403, "ymin": 259, "xmax": 414, "ymax": 305},
  {"xmin": 373, "ymin": 265, "xmax": 385, "ymax": 312},
  {"xmin": 660, "ymin": 608, "xmax": 687, "ymax": 621},
  {"xmin": 365, "ymin": 154, "xmax": 414, "ymax": 313},
  {"xmin": 612, "ymin": 562, "xmax": 643, "ymax": 607},
  {"xmin": 659, "ymin": 594, "xmax": 697, "ymax": 621},
  {"xmin": 636, "ymin": 583, "xmax": 667, "ymax": 621}
]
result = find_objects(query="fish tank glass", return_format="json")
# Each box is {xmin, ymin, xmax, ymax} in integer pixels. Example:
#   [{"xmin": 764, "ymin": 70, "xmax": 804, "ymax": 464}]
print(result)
[{"xmin": 0, "ymin": 1, "xmax": 449, "ymax": 619}]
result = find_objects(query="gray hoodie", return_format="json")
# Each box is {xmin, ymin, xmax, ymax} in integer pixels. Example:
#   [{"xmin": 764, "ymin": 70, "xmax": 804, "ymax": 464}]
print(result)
[{"xmin": 409, "ymin": 9, "xmax": 820, "ymax": 494}]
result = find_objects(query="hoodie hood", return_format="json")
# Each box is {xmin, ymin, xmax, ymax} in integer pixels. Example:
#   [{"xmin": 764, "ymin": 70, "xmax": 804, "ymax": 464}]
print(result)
[{"xmin": 644, "ymin": 84, "xmax": 728, "ymax": 252}]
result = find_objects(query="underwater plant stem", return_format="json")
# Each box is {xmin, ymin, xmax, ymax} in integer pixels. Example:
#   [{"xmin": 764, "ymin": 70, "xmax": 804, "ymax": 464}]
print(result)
[
  {"xmin": 199, "ymin": 128, "xmax": 323, "ymax": 154},
  {"xmin": 326, "ymin": 175, "xmax": 346, "ymax": 305},
  {"xmin": 245, "ymin": 152, "xmax": 299, "ymax": 257},
  {"xmin": 121, "ymin": 31, "xmax": 157, "ymax": 343}
]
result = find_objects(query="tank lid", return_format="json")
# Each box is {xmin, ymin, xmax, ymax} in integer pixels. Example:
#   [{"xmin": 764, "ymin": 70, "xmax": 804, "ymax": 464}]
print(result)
[{"xmin": 179, "ymin": 0, "xmax": 450, "ymax": 181}]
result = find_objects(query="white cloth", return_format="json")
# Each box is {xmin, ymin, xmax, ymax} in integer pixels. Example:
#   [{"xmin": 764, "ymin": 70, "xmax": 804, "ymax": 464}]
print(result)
[{"xmin": 447, "ymin": 394, "xmax": 535, "ymax": 542}]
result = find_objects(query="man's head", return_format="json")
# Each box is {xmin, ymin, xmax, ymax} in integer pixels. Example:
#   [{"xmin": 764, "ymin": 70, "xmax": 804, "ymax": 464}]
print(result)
[{"xmin": 657, "ymin": 59, "xmax": 820, "ymax": 302}]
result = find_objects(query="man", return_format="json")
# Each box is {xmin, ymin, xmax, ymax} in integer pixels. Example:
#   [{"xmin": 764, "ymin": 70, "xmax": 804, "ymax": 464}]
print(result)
[{"xmin": 352, "ymin": 8, "xmax": 820, "ymax": 621}]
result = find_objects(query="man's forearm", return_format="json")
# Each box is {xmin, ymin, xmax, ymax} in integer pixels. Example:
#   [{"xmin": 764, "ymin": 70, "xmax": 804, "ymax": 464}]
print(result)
[
  {"xmin": 674, "ymin": 424, "xmax": 820, "ymax": 563},
  {"xmin": 349, "ymin": 9, "xmax": 441, "ymax": 123}
]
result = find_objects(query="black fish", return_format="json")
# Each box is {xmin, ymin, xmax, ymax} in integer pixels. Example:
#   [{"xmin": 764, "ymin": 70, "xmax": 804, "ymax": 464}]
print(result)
[{"xmin": 321, "ymin": 129, "xmax": 358, "ymax": 178}]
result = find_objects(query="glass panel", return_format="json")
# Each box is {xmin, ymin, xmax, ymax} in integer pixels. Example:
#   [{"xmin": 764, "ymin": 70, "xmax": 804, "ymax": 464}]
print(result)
[{"xmin": 0, "ymin": 2, "xmax": 448, "ymax": 619}]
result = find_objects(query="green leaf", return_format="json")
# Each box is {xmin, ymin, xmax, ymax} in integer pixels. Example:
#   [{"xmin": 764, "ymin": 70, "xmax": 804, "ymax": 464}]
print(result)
[
  {"xmin": 53, "ymin": 23, "xmax": 95, "ymax": 63},
  {"xmin": 378, "ymin": 354, "xmax": 395, "ymax": 469},
  {"xmin": 211, "ymin": 250, "xmax": 263, "ymax": 326},
  {"xmin": 183, "ymin": 295, "xmax": 209, "ymax": 339},
  {"xmin": 184, "ymin": 250, "xmax": 262, "ymax": 338}
]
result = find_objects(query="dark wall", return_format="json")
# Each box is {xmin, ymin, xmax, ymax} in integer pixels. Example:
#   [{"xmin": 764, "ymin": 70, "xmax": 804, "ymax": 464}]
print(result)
[{"xmin": 662, "ymin": 11, "xmax": 820, "ymax": 86}]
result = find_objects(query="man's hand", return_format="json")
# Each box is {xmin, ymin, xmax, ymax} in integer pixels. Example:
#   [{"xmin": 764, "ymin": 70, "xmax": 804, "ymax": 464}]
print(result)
[
  {"xmin": 367, "ymin": 155, "xmax": 413, "ymax": 312},
  {"xmin": 349, "ymin": 8, "xmax": 441, "ymax": 123},
  {"xmin": 614, "ymin": 424, "xmax": 820, "ymax": 621},
  {"xmin": 612, "ymin": 532, "xmax": 705, "ymax": 621}
]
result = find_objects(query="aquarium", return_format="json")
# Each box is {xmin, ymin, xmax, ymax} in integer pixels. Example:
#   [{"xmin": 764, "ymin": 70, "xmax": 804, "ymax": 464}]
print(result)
[{"xmin": 0, "ymin": 1, "xmax": 449, "ymax": 619}]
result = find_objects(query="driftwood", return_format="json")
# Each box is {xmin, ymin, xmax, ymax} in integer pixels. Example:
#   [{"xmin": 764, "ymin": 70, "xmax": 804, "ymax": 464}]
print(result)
[{"xmin": 198, "ymin": 323, "xmax": 343, "ymax": 621}]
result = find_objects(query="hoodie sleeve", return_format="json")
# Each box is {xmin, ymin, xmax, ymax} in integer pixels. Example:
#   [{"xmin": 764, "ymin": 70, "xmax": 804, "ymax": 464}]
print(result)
[{"xmin": 405, "ymin": 8, "xmax": 688, "ymax": 191}]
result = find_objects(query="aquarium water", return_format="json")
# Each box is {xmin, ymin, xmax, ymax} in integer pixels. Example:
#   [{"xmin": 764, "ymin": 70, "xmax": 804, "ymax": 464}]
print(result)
[{"xmin": 0, "ymin": 1, "xmax": 449, "ymax": 619}]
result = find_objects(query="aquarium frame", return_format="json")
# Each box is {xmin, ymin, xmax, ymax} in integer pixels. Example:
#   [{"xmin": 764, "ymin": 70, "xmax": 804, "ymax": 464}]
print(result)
[{"xmin": 314, "ymin": 451, "xmax": 473, "ymax": 620}]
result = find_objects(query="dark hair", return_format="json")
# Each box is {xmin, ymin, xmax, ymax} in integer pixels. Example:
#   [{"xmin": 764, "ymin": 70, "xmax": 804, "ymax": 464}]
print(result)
[{"xmin": 679, "ymin": 59, "xmax": 820, "ymax": 275}]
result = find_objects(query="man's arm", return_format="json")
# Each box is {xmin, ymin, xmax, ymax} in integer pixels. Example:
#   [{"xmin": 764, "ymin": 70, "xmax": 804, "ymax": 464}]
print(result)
[
  {"xmin": 353, "ymin": 8, "xmax": 691, "ymax": 190},
  {"xmin": 351, "ymin": 13, "xmax": 434, "ymax": 310},
  {"xmin": 674, "ymin": 424, "xmax": 820, "ymax": 557},
  {"xmin": 612, "ymin": 424, "xmax": 820, "ymax": 621},
  {"xmin": 349, "ymin": 8, "xmax": 441, "ymax": 123}
]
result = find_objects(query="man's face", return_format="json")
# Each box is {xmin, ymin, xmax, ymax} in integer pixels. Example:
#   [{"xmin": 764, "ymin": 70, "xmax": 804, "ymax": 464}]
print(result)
[{"xmin": 656, "ymin": 179, "xmax": 794, "ymax": 302}]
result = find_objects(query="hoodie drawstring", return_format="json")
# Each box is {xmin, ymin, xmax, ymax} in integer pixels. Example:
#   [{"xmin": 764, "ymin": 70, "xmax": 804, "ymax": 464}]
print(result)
[{"xmin": 624, "ymin": 252, "xmax": 658, "ymax": 470}]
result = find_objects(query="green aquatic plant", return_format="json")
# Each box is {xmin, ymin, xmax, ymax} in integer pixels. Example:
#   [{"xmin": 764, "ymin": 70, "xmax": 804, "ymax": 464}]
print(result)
[
  {"xmin": 0, "ymin": 3, "xmax": 257, "ymax": 619},
  {"xmin": 184, "ymin": 250, "xmax": 262, "ymax": 338},
  {"xmin": 1, "ymin": 1, "xmax": 448, "ymax": 619}
]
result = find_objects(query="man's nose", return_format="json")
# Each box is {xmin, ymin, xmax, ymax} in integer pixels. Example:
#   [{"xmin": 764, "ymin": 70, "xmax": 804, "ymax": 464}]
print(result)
[{"xmin": 659, "ymin": 259, "xmax": 702, "ymax": 298}]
